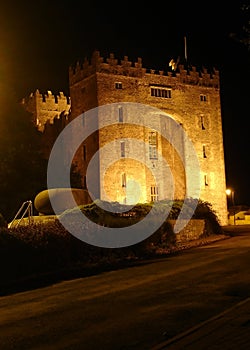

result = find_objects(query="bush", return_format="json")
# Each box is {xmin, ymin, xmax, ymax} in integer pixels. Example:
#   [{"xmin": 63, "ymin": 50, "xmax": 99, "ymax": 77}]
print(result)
[
  {"xmin": 0, "ymin": 198, "xmax": 222, "ymax": 288},
  {"xmin": 192, "ymin": 199, "xmax": 223, "ymax": 235},
  {"xmin": 0, "ymin": 228, "xmax": 33, "ymax": 282},
  {"xmin": 60, "ymin": 200, "xmax": 177, "ymax": 256},
  {"xmin": 156, "ymin": 198, "xmax": 223, "ymax": 236}
]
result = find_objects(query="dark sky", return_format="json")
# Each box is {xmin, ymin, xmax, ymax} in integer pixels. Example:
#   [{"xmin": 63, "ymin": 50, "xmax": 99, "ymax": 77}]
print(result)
[{"xmin": 0, "ymin": 0, "xmax": 249, "ymax": 205}]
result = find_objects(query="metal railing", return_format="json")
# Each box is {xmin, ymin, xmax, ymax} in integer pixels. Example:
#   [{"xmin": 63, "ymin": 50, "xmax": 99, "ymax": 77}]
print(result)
[{"xmin": 8, "ymin": 200, "xmax": 34, "ymax": 229}]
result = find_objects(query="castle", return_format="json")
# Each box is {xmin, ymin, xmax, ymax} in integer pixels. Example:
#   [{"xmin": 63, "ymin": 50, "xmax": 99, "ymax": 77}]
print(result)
[{"xmin": 22, "ymin": 50, "xmax": 228, "ymax": 225}]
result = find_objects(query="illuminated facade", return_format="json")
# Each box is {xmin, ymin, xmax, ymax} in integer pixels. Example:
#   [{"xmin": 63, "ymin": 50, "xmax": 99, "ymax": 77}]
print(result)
[{"xmin": 23, "ymin": 50, "xmax": 229, "ymax": 225}]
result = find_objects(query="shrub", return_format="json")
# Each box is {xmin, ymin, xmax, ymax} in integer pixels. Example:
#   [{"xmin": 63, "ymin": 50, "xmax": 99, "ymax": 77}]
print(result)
[
  {"xmin": 0, "ymin": 228, "xmax": 33, "ymax": 282},
  {"xmin": 156, "ymin": 198, "xmax": 223, "ymax": 236},
  {"xmin": 193, "ymin": 200, "xmax": 223, "ymax": 235},
  {"xmin": 0, "ymin": 198, "xmax": 222, "ymax": 288},
  {"xmin": 60, "ymin": 200, "xmax": 177, "ymax": 257}
]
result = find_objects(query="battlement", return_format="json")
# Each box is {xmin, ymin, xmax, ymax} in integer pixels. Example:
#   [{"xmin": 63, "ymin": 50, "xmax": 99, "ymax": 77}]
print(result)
[
  {"xmin": 21, "ymin": 89, "xmax": 71, "ymax": 132},
  {"xmin": 69, "ymin": 50, "xmax": 220, "ymax": 88},
  {"xmin": 22, "ymin": 89, "xmax": 70, "ymax": 105}
]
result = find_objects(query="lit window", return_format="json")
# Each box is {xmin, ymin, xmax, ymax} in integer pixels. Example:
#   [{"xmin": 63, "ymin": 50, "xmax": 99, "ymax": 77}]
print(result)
[
  {"xmin": 149, "ymin": 145, "xmax": 157, "ymax": 159},
  {"xmin": 151, "ymin": 88, "xmax": 171, "ymax": 98},
  {"xmin": 115, "ymin": 82, "xmax": 122, "ymax": 89},
  {"xmin": 150, "ymin": 186, "xmax": 159, "ymax": 202},
  {"xmin": 149, "ymin": 131, "xmax": 158, "ymax": 159},
  {"xmin": 149, "ymin": 131, "xmax": 157, "ymax": 144}
]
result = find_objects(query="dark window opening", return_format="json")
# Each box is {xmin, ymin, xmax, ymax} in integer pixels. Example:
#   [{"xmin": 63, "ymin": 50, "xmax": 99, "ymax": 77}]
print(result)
[
  {"xmin": 115, "ymin": 82, "xmax": 122, "ymax": 89},
  {"xmin": 83, "ymin": 175, "xmax": 87, "ymax": 189},
  {"xmin": 122, "ymin": 173, "xmax": 126, "ymax": 187},
  {"xmin": 83, "ymin": 144, "xmax": 86, "ymax": 161},
  {"xmin": 200, "ymin": 94, "xmax": 207, "ymax": 102},
  {"xmin": 121, "ymin": 141, "xmax": 125, "ymax": 157},
  {"xmin": 151, "ymin": 88, "xmax": 171, "ymax": 98},
  {"xmin": 203, "ymin": 145, "xmax": 207, "ymax": 158},
  {"xmin": 201, "ymin": 116, "xmax": 205, "ymax": 130},
  {"xmin": 204, "ymin": 175, "xmax": 208, "ymax": 186},
  {"xmin": 118, "ymin": 106, "xmax": 123, "ymax": 122}
]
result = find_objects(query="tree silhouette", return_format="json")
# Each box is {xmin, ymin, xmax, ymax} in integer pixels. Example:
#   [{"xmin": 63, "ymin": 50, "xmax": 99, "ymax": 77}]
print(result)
[
  {"xmin": 0, "ymin": 83, "xmax": 47, "ymax": 221},
  {"xmin": 229, "ymin": 4, "xmax": 250, "ymax": 50}
]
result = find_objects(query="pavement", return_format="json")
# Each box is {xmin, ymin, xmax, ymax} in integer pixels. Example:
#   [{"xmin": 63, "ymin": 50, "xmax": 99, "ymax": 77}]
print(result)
[
  {"xmin": 150, "ymin": 224, "xmax": 250, "ymax": 349},
  {"xmin": 151, "ymin": 296, "xmax": 250, "ymax": 350}
]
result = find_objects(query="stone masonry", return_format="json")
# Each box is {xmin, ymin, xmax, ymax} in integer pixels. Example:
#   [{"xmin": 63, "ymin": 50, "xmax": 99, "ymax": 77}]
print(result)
[
  {"xmin": 68, "ymin": 50, "xmax": 228, "ymax": 225},
  {"xmin": 22, "ymin": 89, "xmax": 71, "ymax": 132},
  {"xmin": 23, "ymin": 50, "xmax": 229, "ymax": 226}
]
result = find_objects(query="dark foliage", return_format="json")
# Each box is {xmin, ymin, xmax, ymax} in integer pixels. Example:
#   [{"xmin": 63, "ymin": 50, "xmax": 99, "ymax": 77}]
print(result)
[
  {"xmin": 0, "ymin": 199, "xmax": 222, "ymax": 288},
  {"xmin": 0, "ymin": 84, "xmax": 47, "ymax": 221},
  {"xmin": 0, "ymin": 213, "xmax": 7, "ymax": 228}
]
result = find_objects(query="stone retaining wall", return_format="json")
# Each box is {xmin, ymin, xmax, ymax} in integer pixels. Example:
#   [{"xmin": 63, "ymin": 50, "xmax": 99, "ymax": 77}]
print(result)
[{"xmin": 168, "ymin": 219, "xmax": 205, "ymax": 242}]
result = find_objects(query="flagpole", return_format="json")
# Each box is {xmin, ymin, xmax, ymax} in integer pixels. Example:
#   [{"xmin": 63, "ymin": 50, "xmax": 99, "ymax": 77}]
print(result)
[{"xmin": 184, "ymin": 36, "xmax": 187, "ymax": 61}]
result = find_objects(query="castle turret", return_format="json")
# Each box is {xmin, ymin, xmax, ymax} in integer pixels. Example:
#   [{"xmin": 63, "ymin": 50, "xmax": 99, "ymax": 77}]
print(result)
[{"xmin": 21, "ymin": 89, "xmax": 71, "ymax": 132}]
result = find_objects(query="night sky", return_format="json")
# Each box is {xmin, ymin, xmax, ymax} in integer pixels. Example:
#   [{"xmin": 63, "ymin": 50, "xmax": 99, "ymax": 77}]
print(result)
[{"xmin": 0, "ymin": 1, "xmax": 249, "ymax": 205}]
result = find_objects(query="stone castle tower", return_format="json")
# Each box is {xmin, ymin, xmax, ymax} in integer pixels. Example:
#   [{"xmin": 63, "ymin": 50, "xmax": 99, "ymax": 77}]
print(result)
[
  {"xmin": 21, "ymin": 89, "xmax": 71, "ymax": 132},
  {"xmin": 23, "ymin": 50, "xmax": 229, "ymax": 225}
]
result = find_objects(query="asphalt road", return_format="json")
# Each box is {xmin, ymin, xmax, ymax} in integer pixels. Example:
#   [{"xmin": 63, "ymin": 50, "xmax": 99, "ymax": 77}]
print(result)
[{"xmin": 0, "ymin": 228, "xmax": 250, "ymax": 350}]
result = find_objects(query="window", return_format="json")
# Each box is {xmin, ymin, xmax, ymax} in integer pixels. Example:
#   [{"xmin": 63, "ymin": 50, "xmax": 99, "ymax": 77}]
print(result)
[
  {"xmin": 204, "ymin": 175, "xmax": 208, "ymax": 186},
  {"xmin": 200, "ymin": 94, "xmax": 207, "ymax": 102},
  {"xmin": 83, "ymin": 175, "xmax": 87, "ymax": 189},
  {"xmin": 122, "ymin": 173, "xmax": 126, "ymax": 187},
  {"xmin": 115, "ymin": 82, "xmax": 122, "ymax": 89},
  {"xmin": 118, "ymin": 106, "xmax": 123, "ymax": 122},
  {"xmin": 149, "ymin": 145, "xmax": 157, "ymax": 159},
  {"xmin": 83, "ymin": 144, "xmax": 86, "ymax": 161},
  {"xmin": 203, "ymin": 145, "xmax": 207, "ymax": 158},
  {"xmin": 149, "ymin": 131, "xmax": 158, "ymax": 159},
  {"xmin": 151, "ymin": 88, "xmax": 171, "ymax": 98},
  {"xmin": 149, "ymin": 131, "xmax": 157, "ymax": 144},
  {"xmin": 120, "ymin": 141, "xmax": 125, "ymax": 157},
  {"xmin": 82, "ymin": 114, "xmax": 85, "ymax": 127},
  {"xmin": 150, "ymin": 186, "xmax": 159, "ymax": 202},
  {"xmin": 201, "ymin": 116, "xmax": 205, "ymax": 130}
]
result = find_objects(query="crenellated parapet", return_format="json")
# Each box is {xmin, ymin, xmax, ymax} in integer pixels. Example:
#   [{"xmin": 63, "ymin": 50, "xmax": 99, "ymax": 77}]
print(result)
[
  {"xmin": 69, "ymin": 51, "xmax": 146, "ymax": 84},
  {"xmin": 69, "ymin": 50, "xmax": 220, "ymax": 88},
  {"xmin": 22, "ymin": 89, "xmax": 70, "ymax": 108},
  {"xmin": 21, "ymin": 89, "xmax": 71, "ymax": 131}
]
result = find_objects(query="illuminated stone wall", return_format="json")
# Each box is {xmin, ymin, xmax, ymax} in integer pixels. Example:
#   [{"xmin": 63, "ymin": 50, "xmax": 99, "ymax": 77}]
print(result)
[
  {"xmin": 69, "ymin": 51, "xmax": 228, "ymax": 225},
  {"xmin": 21, "ymin": 89, "xmax": 70, "ymax": 132},
  {"xmin": 169, "ymin": 219, "xmax": 205, "ymax": 242}
]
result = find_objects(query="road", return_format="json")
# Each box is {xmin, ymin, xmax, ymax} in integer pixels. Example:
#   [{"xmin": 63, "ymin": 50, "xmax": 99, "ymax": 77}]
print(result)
[{"xmin": 0, "ymin": 228, "xmax": 250, "ymax": 349}]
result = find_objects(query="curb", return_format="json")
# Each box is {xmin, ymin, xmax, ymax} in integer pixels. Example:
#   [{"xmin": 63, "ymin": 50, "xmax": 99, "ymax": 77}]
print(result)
[{"xmin": 151, "ymin": 297, "xmax": 250, "ymax": 350}]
